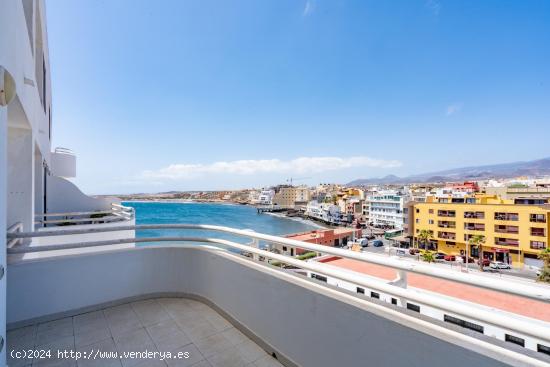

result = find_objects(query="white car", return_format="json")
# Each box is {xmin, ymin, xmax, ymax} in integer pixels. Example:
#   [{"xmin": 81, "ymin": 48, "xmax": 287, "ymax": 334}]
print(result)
[{"xmin": 489, "ymin": 261, "xmax": 511, "ymax": 270}]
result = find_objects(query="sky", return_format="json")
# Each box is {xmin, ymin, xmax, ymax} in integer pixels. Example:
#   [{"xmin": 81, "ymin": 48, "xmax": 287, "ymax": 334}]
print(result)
[{"xmin": 45, "ymin": 0, "xmax": 550, "ymax": 194}]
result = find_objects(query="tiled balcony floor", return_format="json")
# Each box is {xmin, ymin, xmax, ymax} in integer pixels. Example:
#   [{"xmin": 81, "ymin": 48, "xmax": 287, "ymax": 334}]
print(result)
[{"xmin": 7, "ymin": 298, "xmax": 284, "ymax": 367}]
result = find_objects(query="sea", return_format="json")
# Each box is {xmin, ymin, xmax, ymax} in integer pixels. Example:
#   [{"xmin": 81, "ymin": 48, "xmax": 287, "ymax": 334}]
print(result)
[{"xmin": 123, "ymin": 201, "xmax": 322, "ymax": 247}]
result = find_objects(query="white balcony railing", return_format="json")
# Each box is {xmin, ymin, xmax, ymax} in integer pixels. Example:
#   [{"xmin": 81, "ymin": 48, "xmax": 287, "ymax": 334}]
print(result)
[
  {"xmin": 34, "ymin": 203, "xmax": 134, "ymax": 227},
  {"xmin": 6, "ymin": 223, "xmax": 550, "ymax": 366}
]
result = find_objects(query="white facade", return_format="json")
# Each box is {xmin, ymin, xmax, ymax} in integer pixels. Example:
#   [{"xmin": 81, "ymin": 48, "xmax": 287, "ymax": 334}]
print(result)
[
  {"xmin": 366, "ymin": 191, "xmax": 407, "ymax": 229},
  {"xmin": 305, "ymin": 201, "xmax": 341, "ymax": 225},
  {"xmin": 0, "ymin": 2, "xmax": 133, "ymax": 363},
  {"xmin": 258, "ymin": 189, "xmax": 275, "ymax": 205}
]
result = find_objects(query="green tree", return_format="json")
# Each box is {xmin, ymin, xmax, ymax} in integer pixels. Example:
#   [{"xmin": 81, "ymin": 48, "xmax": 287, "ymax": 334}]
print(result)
[
  {"xmin": 421, "ymin": 251, "xmax": 435, "ymax": 263},
  {"xmin": 537, "ymin": 248, "xmax": 550, "ymax": 283},
  {"xmin": 416, "ymin": 229, "xmax": 433, "ymax": 250},
  {"xmin": 468, "ymin": 235, "xmax": 486, "ymax": 271}
]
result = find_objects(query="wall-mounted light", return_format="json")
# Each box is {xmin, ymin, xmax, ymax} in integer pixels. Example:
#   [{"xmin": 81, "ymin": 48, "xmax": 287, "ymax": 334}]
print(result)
[{"xmin": 0, "ymin": 66, "xmax": 16, "ymax": 106}]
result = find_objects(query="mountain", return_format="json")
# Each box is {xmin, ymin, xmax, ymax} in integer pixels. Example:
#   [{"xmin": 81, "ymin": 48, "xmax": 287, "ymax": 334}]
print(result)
[{"xmin": 347, "ymin": 157, "xmax": 550, "ymax": 186}]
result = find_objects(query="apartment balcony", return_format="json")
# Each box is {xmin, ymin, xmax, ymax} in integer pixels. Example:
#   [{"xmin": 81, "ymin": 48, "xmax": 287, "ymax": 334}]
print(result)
[
  {"xmin": 437, "ymin": 221, "xmax": 456, "ymax": 229},
  {"xmin": 51, "ymin": 147, "xmax": 77, "ymax": 178},
  {"xmin": 464, "ymin": 223, "xmax": 485, "ymax": 231},
  {"xmin": 437, "ymin": 210, "xmax": 456, "ymax": 218},
  {"xmin": 494, "ymin": 225, "xmax": 519, "ymax": 235},
  {"xmin": 5, "ymin": 225, "xmax": 550, "ymax": 367},
  {"xmin": 494, "ymin": 238, "xmax": 520, "ymax": 247},
  {"xmin": 438, "ymin": 231, "xmax": 456, "ymax": 240}
]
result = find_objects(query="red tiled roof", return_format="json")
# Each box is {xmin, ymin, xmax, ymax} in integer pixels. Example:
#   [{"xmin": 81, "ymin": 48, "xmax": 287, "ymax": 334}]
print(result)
[{"xmin": 325, "ymin": 258, "xmax": 550, "ymax": 322}]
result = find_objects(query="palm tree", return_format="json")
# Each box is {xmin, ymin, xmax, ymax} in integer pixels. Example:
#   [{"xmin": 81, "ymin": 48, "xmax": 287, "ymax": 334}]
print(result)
[
  {"xmin": 417, "ymin": 229, "xmax": 433, "ymax": 250},
  {"xmin": 468, "ymin": 235, "xmax": 486, "ymax": 271},
  {"xmin": 537, "ymin": 248, "xmax": 550, "ymax": 283}
]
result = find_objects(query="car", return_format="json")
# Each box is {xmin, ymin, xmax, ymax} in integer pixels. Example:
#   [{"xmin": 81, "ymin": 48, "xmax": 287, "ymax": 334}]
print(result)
[
  {"xmin": 478, "ymin": 258, "xmax": 491, "ymax": 267},
  {"xmin": 409, "ymin": 248, "xmax": 420, "ymax": 255},
  {"xmin": 444, "ymin": 255, "xmax": 456, "ymax": 262},
  {"xmin": 433, "ymin": 252, "xmax": 446, "ymax": 260},
  {"xmin": 489, "ymin": 261, "xmax": 511, "ymax": 270},
  {"xmin": 372, "ymin": 240, "xmax": 384, "ymax": 247},
  {"xmin": 456, "ymin": 256, "xmax": 475, "ymax": 263},
  {"xmin": 395, "ymin": 248, "xmax": 407, "ymax": 256}
]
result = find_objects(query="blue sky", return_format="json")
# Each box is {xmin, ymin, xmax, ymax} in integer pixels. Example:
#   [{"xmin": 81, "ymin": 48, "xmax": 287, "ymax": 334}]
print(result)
[{"xmin": 46, "ymin": 0, "xmax": 550, "ymax": 194}]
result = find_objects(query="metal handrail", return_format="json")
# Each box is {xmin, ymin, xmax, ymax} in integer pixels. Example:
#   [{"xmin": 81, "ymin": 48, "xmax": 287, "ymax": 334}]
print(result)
[
  {"xmin": 34, "ymin": 204, "xmax": 134, "ymax": 225},
  {"xmin": 7, "ymin": 224, "xmax": 550, "ymax": 303},
  {"xmin": 6, "ymin": 235, "xmax": 550, "ymax": 351},
  {"xmin": 7, "ymin": 222, "xmax": 23, "ymax": 249}
]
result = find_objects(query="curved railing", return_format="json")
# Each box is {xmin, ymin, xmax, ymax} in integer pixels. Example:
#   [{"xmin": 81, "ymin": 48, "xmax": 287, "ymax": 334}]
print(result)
[
  {"xmin": 6, "ymin": 223, "xmax": 550, "ymax": 366},
  {"xmin": 34, "ymin": 203, "xmax": 134, "ymax": 227}
]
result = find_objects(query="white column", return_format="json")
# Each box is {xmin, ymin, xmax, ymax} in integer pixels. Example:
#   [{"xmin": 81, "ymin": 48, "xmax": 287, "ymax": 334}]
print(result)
[{"xmin": 0, "ymin": 106, "xmax": 7, "ymax": 365}]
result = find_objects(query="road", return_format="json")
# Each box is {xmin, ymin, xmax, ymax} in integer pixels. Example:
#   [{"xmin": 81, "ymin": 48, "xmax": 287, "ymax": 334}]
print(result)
[{"xmin": 358, "ymin": 237, "xmax": 541, "ymax": 282}]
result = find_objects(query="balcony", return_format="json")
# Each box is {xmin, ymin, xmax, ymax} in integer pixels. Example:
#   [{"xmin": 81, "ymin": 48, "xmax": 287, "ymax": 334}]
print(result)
[
  {"xmin": 464, "ymin": 223, "xmax": 485, "ymax": 231},
  {"xmin": 437, "ymin": 210, "xmax": 456, "ymax": 218},
  {"xmin": 494, "ymin": 212, "xmax": 519, "ymax": 221},
  {"xmin": 6, "ymin": 225, "xmax": 550, "ymax": 366},
  {"xmin": 464, "ymin": 211, "xmax": 485, "ymax": 219},
  {"xmin": 438, "ymin": 231, "xmax": 456, "ymax": 240},
  {"xmin": 437, "ymin": 221, "xmax": 456, "ymax": 229},
  {"xmin": 494, "ymin": 238, "xmax": 520, "ymax": 247},
  {"xmin": 494, "ymin": 225, "xmax": 519, "ymax": 235},
  {"xmin": 50, "ymin": 147, "xmax": 76, "ymax": 178}
]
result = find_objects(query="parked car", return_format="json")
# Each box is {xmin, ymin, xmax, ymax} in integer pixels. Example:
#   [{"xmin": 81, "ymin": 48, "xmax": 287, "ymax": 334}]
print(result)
[
  {"xmin": 444, "ymin": 255, "xmax": 456, "ymax": 262},
  {"xmin": 395, "ymin": 248, "xmax": 407, "ymax": 256},
  {"xmin": 490, "ymin": 261, "xmax": 511, "ymax": 269},
  {"xmin": 358, "ymin": 238, "xmax": 369, "ymax": 247},
  {"xmin": 372, "ymin": 240, "xmax": 384, "ymax": 247},
  {"xmin": 478, "ymin": 258, "xmax": 491, "ymax": 267},
  {"xmin": 433, "ymin": 252, "xmax": 446, "ymax": 260},
  {"xmin": 409, "ymin": 248, "xmax": 420, "ymax": 255},
  {"xmin": 456, "ymin": 256, "xmax": 475, "ymax": 263}
]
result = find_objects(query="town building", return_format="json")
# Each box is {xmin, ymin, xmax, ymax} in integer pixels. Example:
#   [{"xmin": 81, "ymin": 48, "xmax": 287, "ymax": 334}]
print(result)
[
  {"xmin": 410, "ymin": 194, "xmax": 549, "ymax": 268},
  {"xmin": 304, "ymin": 201, "xmax": 341, "ymax": 225},
  {"xmin": 366, "ymin": 191, "xmax": 408, "ymax": 229},
  {"xmin": 273, "ymin": 228, "xmax": 362, "ymax": 256}
]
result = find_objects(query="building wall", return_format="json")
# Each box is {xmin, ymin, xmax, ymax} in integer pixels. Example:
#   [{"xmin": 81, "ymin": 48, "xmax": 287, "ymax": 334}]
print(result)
[{"xmin": 412, "ymin": 199, "xmax": 548, "ymax": 267}]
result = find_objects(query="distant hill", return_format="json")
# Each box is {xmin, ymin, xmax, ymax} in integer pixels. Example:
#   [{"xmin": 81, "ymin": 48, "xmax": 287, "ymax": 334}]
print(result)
[{"xmin": 347, "ymin": 157, "xmax": 550, "ymax": 186}]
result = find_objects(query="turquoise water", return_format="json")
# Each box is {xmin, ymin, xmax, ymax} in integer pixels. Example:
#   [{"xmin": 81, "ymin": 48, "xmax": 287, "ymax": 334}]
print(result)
[{"xmin": 123, "ymin": 201, "xmax": 319, "ymax": 246}]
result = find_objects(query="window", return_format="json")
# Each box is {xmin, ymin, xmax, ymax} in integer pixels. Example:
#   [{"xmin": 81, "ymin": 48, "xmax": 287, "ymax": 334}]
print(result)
[
  {"xmin": 538, "ymin": 344, "xmax": 550, "ymax": 356},
  {"xmin": 443, "ymin": 315, "xmax": 484, "ymax": 333},
  {"xmin": 494, "ymin": 212, "xmax": 519, "ymax": 221},
  {"xmin": 505, "ymin": 334, "xmax": 525, "ymax": 347},
  {"xmin": 494, "ymin": 225, "xmax": 519, "ymax": 234},
  {"xmin": 356, "ymin": 287, "xmax": 365, "ymax": 294},
  {"xmin": 428, "ymin": 219, "xmax": 434, "ymax": 224},
  {"xmin": 465, "ymin": 198, "xmax": 476, "ymax": 203},
  {"xmin": 415, "ymin": 219, "xmax": 419, "ymax": 223},
  {"xmin": 429, "ymin": 209, "xmax": 434, "ymax": 214},
  {"xmin": 310, "ymin": 274, "xmax": 327, "ymax": 282},
  {"xmin": 530, "ymin": 214, "xmax": 546, "ymax": 223},
  {"xmin": 464, "ymin": 211, "xmax": 485, "ymax": 219},
  {"xmin": 464, "ymin": 223, "xmax": 485, "ymax": 231},
  {"xmin": 531, "ymin": 227, "xmax": 546, "ymax": 237},
  {"xmin": 416, "ymin": 208, "xmax": 420, "ymax": 213},
  {"xmin": 391, "ymin": 298, "xmax": 397, "ymax": 305},
  {"xmin": 438, "ymin": 210, "xmax": 455, "ymax": 217},
  {"xmin": 370, "ymin": 292, "xmax": 380, "ymax": 299},
  {"xmin": 407, "ymin": 303, "xmax": 420, "ymax": 312},
  {"xmin": 530, "ymin": 241, "xmax": 546, "ymax": 249}
]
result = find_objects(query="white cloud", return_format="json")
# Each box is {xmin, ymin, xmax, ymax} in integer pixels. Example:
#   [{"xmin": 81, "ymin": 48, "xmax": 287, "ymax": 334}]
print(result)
[
  {"xmin": 446, "ymin": 102, "xmax": 463, "ymax": 116},
  {"xmin": 425, "ymin": 0, "xmax": 441, "ymax": 16},
  {"xmin": 303, "ymin": 0, "xmax": 315, "ymax": 16},
  {"xmin": 141, "ymin": 156, "xmax": 402, "ymax": 181}
]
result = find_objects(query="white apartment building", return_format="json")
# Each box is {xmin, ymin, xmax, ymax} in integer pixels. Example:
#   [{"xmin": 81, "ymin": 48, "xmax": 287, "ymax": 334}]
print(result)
[
  {"xmin": 305, "ymin": 201, "xmax": 341, "ymax": 225},
  {"xmin": 366, "ymin": 191, "xmax": 408, "ymax": 229}
]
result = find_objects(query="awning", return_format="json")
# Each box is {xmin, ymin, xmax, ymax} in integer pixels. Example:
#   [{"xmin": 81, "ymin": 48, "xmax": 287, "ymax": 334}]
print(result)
[
  {"xmin": 391, "ymin": 235, "xmax": 410, "ymax": 243},
  {"xmin": 491, "ymin": 248, "xmax": 509, "ymax": 253}
]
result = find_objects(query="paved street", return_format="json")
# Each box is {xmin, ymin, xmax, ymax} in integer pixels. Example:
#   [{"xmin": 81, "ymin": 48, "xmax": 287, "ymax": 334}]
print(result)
[{"xmin": 357, "ymin": 237, "xmax": 542, "ymax": 282}]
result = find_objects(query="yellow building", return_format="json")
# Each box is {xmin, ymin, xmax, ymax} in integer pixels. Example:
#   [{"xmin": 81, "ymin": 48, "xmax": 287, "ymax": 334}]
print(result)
[{"xmin": 411, "ymin": 195, "xmax": 548, "ymax": 268}]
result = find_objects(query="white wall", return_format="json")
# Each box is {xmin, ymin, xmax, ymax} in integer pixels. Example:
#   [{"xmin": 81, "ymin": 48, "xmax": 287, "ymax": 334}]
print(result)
[
  {"xmin": 0, "ymin": 104, "xmax": 8, "ymax": 367},
  {"xmin": 47, "ymin": 176, "xmax": 112, "ymax": 213}
]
